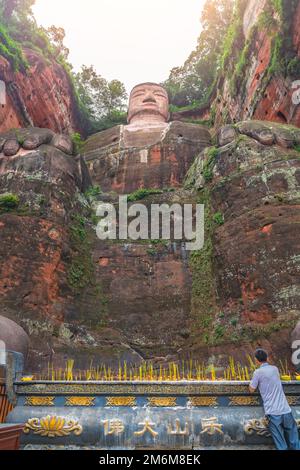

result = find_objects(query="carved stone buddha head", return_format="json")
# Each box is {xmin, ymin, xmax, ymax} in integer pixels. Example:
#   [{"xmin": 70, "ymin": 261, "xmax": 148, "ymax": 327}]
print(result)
[{"xmin": 128, "ymin": 83, "xmax": 169, "ymax": 125}]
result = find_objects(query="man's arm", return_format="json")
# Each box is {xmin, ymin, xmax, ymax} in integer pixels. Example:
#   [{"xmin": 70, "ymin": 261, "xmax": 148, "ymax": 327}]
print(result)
[{"xmin": 249, "ymin": 371, "xmax": 259, "ymax": 393}]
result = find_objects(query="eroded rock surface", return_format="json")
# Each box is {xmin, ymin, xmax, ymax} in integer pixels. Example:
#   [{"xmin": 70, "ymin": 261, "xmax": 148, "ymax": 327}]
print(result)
[
  {"xmin": 0, "ymin": 49, "xmax": 82, "ymax": 134},
  {"xmin": 1, "ymin": 120, "xmax": 300, "ymax": 370},
  {"xmin": 186, "ymin": 120, "xmax": 300, "ymax": 362},
  {"xmin": 84, "ymin": 121, "xmax": 211, "ymax": 193},
  {"xmin": 213, "ymin": 1, "xmax": 300, "ymax": 128}
]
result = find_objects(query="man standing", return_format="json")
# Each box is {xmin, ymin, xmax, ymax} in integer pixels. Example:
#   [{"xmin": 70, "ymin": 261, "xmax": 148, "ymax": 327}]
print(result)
[{"xmin": 249, "ymin": 349, "xmax": 300, "ymax": 450}]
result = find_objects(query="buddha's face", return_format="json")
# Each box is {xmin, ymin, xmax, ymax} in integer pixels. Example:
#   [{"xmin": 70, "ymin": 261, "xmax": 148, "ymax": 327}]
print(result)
[{"xmin": 128, "ymin": 83, "xmax": 169, "ymax": 124}]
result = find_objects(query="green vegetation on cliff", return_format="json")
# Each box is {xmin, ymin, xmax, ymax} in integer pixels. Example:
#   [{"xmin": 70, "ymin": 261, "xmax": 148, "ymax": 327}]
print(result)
[
  {"xmin": 165, "ymin": 0, "xmax": 300, "ymax": 122},
  {"xmin": 0, "ymin": 23, "xmax": 28, "ymax": 71},
  {"xmin": 189, "ymin": 188, "xmax": 218, "ymax": 345},
  {"xmin": 67, "ymin": 212, "xmax": 108, "ymax": 328},
  {"xmin": 164, "ymin": 0, "xmax": 235, "ymax": 109},
  {"xmin": 0, "ymin": 193, "xmax": 20, "ymax": 211},
  {"xmin": 0, "ymin": 0, "xmax": 127, "ymax": 135}
]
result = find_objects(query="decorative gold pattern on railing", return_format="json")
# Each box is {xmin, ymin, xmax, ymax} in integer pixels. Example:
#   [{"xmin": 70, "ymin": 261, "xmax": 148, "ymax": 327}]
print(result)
[
  {"xmin": 65, "ymin": 397, "xmax": 95, "ymax": 407},
  {"xmin": 106, "ymin": 397, "xmax": 136, "ymax": 407},
  {"xmin": 189, "ymin": 397, "xmax": 218, "ymax": 407},
  {"xmin": 148, "ymin": 397, "xmax": 177, "ymax": 407},
  {"xmin": 229, "ymin": 396, "xmax": 260, "ymax": 406},
  {"xmin": 17, "ymin": 382, "xmax": 253, "ymax": 396},
  {"xmin": 245, "ymin": 417, "xmax": 300, "ymax": 437},
  {"xmin": 244, "ymin": 417, "xmax": 270, "ymax": 437},
  {"xmin": 287, "ymin": 396, "xmax": 299, "ymax": 406},
  {"xmin": 25, "ymin": 397, "xmax": 55, "ymax": 407},
  {"xmin": 23, "ymin": 415, "xmax": 83, "ymax": 437}
]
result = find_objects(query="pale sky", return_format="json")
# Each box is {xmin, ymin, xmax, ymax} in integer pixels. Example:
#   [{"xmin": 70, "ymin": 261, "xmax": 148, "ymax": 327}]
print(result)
[{"xmin": 33, "ymin": 0, "xmax": 205, "ymax": 94}]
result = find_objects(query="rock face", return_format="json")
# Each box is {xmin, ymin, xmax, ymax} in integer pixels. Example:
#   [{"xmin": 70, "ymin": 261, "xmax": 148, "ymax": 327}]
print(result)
[
  {"xmin": 180, "ymin": 1, "xmax": 300, "ymax": 130},
  {"xmin": 0, "ymin": 48, "xmax": 82, "ymax": 134},
  {"xmin": 186, "ymin": 120, "xmax": 300, "ymax": 362},
  {"xmin": 212, "ymin": 0, "xmax": 300, "ymax": 128},
  {"xmin": 0, "ymin": 128, "xmax": 94, "ymax": 370},
  {"xmin": 84, "ymin": 121, "xmax": 211, "ymax": 193},
  {"xmin": 0, "ymin": 120, "xmax": 300, "ymax": 369},
  {"xmin": 92, "ymin": 190, "xmax": 195, "ymax": 360}
]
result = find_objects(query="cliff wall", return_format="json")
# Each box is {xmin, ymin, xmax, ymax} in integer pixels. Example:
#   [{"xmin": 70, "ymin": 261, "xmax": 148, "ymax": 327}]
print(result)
[{"xmin": 0, "ymin": 48, "xmax": 82, "ymax": 134}]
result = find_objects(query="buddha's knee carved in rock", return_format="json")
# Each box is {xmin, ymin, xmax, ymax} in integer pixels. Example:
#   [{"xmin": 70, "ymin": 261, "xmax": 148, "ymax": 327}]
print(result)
[{"xmin": 84, "ymin": 83, "xmax": 211, "ymax": 193}]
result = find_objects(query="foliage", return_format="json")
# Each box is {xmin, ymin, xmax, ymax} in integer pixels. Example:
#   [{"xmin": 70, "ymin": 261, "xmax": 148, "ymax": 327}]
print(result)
[
  {"xmin": 74, "ymin": 65, "xmax": 128, "ymax": 131},
  {"xmin": 258, "ymin": 10, "xmax": 277, "ymax": 30},
  {"xmin": 84, "ymin": 185, "xmax": 102, "ymax": 200},
  {"xmin": 71, "ymin": 133, "xmax": 85, "ymax": 154},
  {"xmin": 220, "ymin": 6, "xmax": 243, "ymax": 70},
  {"xmin": 293, "ymin": 144, "xmax": 300, "ymax": 153},
  {"xmin": 270, "ymin": 0, "xmax": 283, "ymax": 16},
  {"xmin": 189, "ymin": 188, "xmax": 216, "ymax": 343},
  {"xmin": 41, "ymin": 25, "xmax": 69, "ymax": 60},
  {"xmin": 213, "ymin": 212, "xmax": 224, "ymax": 226},
  {"xmin": 0, "ymin": 0, "xmax": 35, "ymax": 23},
  {"xmin": 0, "ymin": 0, "xmax": 127, "ymax": 135},
  {"xmin": 0, "ymin": 0, "xmax": 53, "ymax": 61},
  {"xmin": 269, "ymin": 35, "xmax": 284, "ymax": 75},
  {"xmin": 0, "ymin": 193, "xmax": 20, "ymax": 210},
  {"xmin": 0, "ymin": 22, "xmax": 28, "ymax": 71},
  {"xmin": 287, "ymin": 57, "xmax": 300, "ymax": 78},
  {"xmin": 127, "ymin": 188, "xmax": 163, "ymax": 202},
  {"xmin": 163, "ymin": 0, "xmax": 235, "ymax": 108},
  {"xmin": 202, "ymin": 147, "xmax": 218, "ymax": 182},
  {"xmin": 266, "ymin": 0, "xmax": 300, "ymax": 79}
]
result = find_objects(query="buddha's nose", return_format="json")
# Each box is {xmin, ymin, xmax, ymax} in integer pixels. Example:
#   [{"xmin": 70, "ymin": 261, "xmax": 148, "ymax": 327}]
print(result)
[{"xmin": 143, "ymin": 92, "xmax": 156, "ymax": 104}]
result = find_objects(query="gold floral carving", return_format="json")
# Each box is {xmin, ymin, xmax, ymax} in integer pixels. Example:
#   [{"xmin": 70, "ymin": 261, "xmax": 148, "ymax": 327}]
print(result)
[
  {"xmin": 25, "ymin": 397, "xmax": 54, "ymax": 406},
  {"xmin": 189, "ymin": 397, "xmax": 218, "ymax": 407},
  {"xmin": 244, "ymin": 418, "xmax": 270, "ymax": 437},
  {"xmin": 65, "ymin": 397, "xmax": 95, "ymax": 406},
  {"xmin": 148, "ymin": 397, "xmax": 177, "ymax": 407},
  {"xmin": 106, "ymin": 397, "xmax": 136, "ymax": 407},
  {"xmin": 229, "ymin": 396, "xmax": 260, "ymax": 406},
  {"xmin": 23, "ymin": 415, "xmax": 83, "ymax": 437}
]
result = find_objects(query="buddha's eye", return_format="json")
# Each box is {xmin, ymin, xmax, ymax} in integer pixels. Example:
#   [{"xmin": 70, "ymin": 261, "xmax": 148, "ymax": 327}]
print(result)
[{"xmin": 132, "ymin": 92, "xmax": 145, "ymax": 98}]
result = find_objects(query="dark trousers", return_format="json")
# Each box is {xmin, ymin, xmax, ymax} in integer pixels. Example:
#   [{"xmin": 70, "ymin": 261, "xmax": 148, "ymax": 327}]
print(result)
[{"xmin": 267, "ymin": 412, "xmax": 300, "ymax": 450}]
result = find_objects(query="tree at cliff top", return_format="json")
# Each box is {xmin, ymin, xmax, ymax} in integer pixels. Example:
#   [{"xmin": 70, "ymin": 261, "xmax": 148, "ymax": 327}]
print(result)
[
  {"xmin": 74, "ymin": 65, "xmax": 128, "ymax": 132},
  {"xmin": 0, "ymin": 0, "xmax": 35, "ymax": 21},
  {"xmin": 164, "ymin": 0, "xmax": 234, "ymax": 109}
]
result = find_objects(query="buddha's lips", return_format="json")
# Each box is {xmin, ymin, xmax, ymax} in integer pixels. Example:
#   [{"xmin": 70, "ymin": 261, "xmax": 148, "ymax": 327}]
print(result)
[{"xmin": 143, "ymin": 98, "xmax": 157, "ymax": 104}]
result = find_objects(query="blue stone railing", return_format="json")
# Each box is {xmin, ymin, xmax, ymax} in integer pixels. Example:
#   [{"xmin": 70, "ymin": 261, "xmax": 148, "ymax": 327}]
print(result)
[{"xmin": 6, "ymin": 380, "xmax": 300, "ymax": 449}]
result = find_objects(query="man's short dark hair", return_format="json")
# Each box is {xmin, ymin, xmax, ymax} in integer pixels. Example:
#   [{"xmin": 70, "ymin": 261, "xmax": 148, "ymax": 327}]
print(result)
[{"xmin": 255, "ymin": 349, "xmax": 268, "ymax": 363}]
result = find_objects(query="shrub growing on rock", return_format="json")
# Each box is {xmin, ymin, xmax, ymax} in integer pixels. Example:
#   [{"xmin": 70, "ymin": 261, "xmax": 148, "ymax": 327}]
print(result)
[{"xmin": 0, "ymin": 193, "xmax": 20, "ymax": 210}]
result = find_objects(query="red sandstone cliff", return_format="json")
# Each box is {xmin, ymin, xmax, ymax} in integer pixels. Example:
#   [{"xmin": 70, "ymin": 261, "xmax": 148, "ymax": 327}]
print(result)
[
  {"xmin": 0, "ymin": 48, "xmax": 82, "ymax": 134},
  {"xmin": 214, "ymin": 0, "xmax": 300, "ymax": 128},
  {"xmin": 174, "ymin": 0, "xmax": 300, "ymax": 130}
]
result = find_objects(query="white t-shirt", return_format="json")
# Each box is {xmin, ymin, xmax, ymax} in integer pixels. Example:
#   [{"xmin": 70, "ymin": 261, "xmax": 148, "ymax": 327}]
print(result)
[{"xmin": 250, "ymin": 363, "xmax": 291, "ymax": 416}]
